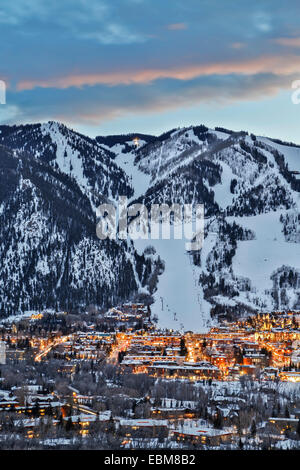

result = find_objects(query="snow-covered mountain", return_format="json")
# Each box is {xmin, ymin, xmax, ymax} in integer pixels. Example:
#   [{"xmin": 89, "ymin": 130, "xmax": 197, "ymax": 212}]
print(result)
[
  {"xmin": 0, "ymin": 121, "xmax": 300, "ymax": 330},
  {"xmin": 0, "ymin": 124, "xmax": 163, "ymax": 317},
  {"xmin": 96, "ymin": 125, "xmax": 300, "ymax": 330},
  {"xmin": 0, "ymin": 122, "xmax": 133, "ymax": 209}
]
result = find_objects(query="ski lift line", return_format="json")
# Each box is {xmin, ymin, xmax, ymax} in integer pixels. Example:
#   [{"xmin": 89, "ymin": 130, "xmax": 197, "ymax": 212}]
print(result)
[
  {"xmin": 155, "ymin": 146, "xmax": 164, "ymax": 180},
  {"xmin": 185, "ymin": 239, "xmax": 213, "ymax": 331},
  {"xmin": 177, "ymin": 131, "xmax": 245, "ymax": 179}
]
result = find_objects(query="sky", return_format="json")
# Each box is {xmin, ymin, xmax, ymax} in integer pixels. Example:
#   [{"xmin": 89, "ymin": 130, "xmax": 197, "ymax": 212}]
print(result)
[{"xmin": 1, "ymin": 0, "xmax": 300, "ymax": 141}]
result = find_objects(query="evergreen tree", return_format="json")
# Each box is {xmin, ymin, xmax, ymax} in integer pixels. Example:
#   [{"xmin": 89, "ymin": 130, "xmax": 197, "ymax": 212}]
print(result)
[{"xmin": 250, "ymin": 419, "xmax": 256, "ymax": 437}]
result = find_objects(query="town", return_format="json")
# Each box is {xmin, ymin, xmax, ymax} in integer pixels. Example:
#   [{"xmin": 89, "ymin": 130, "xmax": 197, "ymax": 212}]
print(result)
[{"xmin": 0, "ymin": 305, "xmax": 299, "ymax": 450}]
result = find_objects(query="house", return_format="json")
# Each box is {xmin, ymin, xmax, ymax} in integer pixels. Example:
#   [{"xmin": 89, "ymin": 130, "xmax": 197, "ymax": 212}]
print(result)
[
  {"xmin": 268, "ymin": 417, "xmax": 299, "ymax": 433},
  {"xmin": 279, "ymin": 370, "xmax": 300, "ymax": 382},
  {"xmin": 171, "ymin": 426, "xmax": 233, "ymax": 446},
  {"xmin": 118, "ymin": 418, "xmax": 168, "ymax": 437}
]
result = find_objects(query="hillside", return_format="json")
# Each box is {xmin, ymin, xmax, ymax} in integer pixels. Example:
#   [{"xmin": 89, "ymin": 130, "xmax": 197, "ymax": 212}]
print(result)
[
  {"xmin": 0, "ymin": 124, "xmax": 163, "ymax": 317},
  {"xmin": 99, "ymin": 125, "xmax": 300, "ymax": 330}
]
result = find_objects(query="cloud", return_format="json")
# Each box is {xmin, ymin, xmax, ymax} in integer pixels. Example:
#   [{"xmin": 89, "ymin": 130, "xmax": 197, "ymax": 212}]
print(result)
[
  {"xmin": 274, "ymin": 37, "xmax": 300, "ymax": 47},
  {"xmin": 3, "ymin": 0, "xmax": 300, "ymax": 133},
  {"xmin": 17, "ymin": 54, "xmax": 300, "ymax": 91},
  {"xmin": 0, "ymin": 1, "xmax": 108, "ymax": 26},
  {"xmin": 0, "ymin": 1, "xmax": 48, "ymax": 25},
  {"xmin": 230, "ymin": 42, "xmax": 246, "ymax": 49},
  {"xmin": 167, "ymin": 23, "xmax": 187, "ymax": 31},
  {"xmin": 8, "ymin": 72, "xmax": 296, "ymax": 127},
  {"xmin": 81, "ymin": 23, "xmax": 147, "ymax": 45},
  {"xmin": 253, "ymin": 12, "xmax": 272, "ymax": 33}
]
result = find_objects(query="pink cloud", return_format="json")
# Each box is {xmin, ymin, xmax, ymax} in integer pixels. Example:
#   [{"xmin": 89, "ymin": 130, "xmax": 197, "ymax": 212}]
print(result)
[
  {"xmin": 16, "ymin": 54, "xmax": 300, "ymax": 92},
  {"xmin": 231, "ymin": 42, "xmax": 246, "ymax": 49},
  {"xmin": 166, "ymin": 23, "xmax": 187, "ymax": 30},
  {"xmin": 11, "ymin": 69, "xmax": 297, "ymax": 128},
  {"xmin": 274, "ymin": 37, "xmax": 300, "ymax": 47},
  {"xmin": 47, "ymin": 74, "xmax": 295, "ymax": 126}
]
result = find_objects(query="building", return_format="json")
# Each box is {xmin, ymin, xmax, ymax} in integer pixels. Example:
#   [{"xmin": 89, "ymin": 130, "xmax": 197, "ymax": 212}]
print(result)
[
  {"xmin": 172, "ymin": 426, "xmax": 233, "ymax": 446},
  {"xmin": 268, "ymin": 417, "xmax": 299, "ymax": 433},
  {"xmin": 118, "ymin": 419, "xmax": 168, "ymax": 437},
  {"xmin": 279, "ymin": 370, "xmax": 300, "ymax": 382}
]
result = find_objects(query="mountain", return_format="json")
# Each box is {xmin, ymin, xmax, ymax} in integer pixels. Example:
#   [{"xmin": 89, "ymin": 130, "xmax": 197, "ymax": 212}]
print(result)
[
  {"xmin": 0, "ymin": 123, "xmax": 164, "ymax": 318},
  {"xmin": 0, "ymin": 121, "xmax": 133, "ymax": 209},
  {"xmin": 97, "ymin": 125, "xmax": 300, "ymax": 330},
  {"xmin": 0, "ymin": 121, "xmax": 300, "ymax": 329}
]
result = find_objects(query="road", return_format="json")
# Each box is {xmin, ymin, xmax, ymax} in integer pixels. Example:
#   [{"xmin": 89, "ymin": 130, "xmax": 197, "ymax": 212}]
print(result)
[{"xmin": 34, "ymin": 335, "xmax": 71, "ymax": 362}]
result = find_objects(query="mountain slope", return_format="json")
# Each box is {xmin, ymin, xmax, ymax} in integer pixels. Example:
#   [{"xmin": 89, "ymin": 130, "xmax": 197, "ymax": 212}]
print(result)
[
  {"xmin": 110, "ymin": 125, "xmax": 300, "ymax": 328},
  {"xmin": 0, "ymin": 142, "xmax": 163, "ymax": 317},
  {"xmin": 0, "ymin": 122, "xmax": 133, "ymax": 208}
]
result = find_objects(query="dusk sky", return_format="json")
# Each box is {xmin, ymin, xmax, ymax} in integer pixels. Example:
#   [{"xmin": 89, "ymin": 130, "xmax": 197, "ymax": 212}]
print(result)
[{"xmin": 1, "ymin": 0, "xmax": 300, "ymax": 141}]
